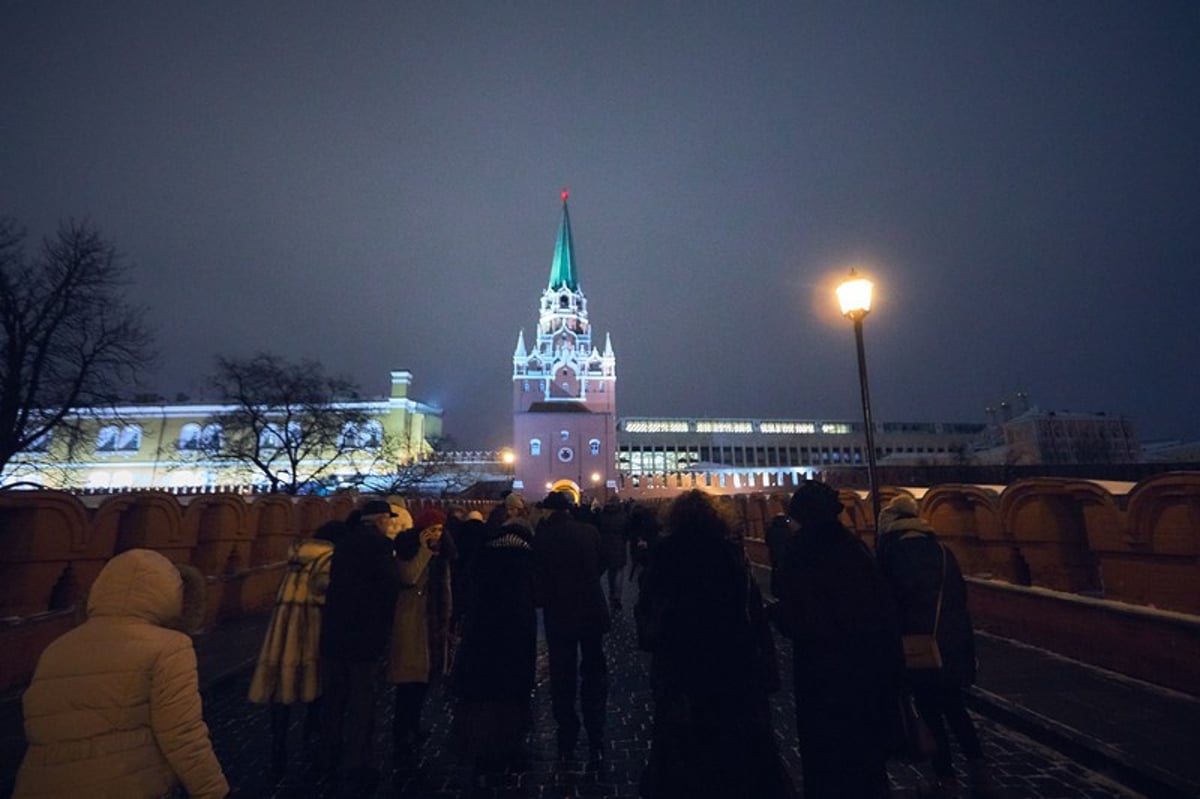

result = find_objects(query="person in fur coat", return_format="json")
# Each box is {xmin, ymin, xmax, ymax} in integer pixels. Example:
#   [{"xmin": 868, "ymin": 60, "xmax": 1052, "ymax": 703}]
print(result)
[
  {"xmin": 247, "ymin": 519, "xmax": 345, "ymax": 774},
  {"xmin": 14, "ymin": 548, "xmax": 228, "ymax": 799}
]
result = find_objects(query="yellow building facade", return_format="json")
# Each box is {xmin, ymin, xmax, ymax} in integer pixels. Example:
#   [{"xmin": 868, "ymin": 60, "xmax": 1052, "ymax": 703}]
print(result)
[{"xmin": 3, "ymin": 370, "xmax": 441, "ymax": 492}]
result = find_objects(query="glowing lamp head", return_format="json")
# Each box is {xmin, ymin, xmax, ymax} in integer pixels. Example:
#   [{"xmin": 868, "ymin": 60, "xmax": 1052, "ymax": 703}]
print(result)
[
  {"xmin": 837, "ymin": 270, "xmax": 874, "ymax": 320},
  {"xmin": 501, "ymin": 449, "xmax": 515, "ymax": 465},
  {"xmin": 590, "ymin": 472, "xmax": 601, "ymax": 483}
]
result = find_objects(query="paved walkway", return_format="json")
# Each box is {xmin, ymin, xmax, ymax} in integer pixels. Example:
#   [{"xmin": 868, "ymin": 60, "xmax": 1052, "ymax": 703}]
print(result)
[
  {"xmin": 5, "ymin": 581, "xmax": 1197, "ymax": 798},
  {"xmin": 197, "ymin": 604, "xmax": 1146, "ymax": 798}
]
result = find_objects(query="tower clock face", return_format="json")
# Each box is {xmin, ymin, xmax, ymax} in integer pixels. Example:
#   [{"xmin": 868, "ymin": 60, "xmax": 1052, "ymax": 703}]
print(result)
[{"xmin": 557, "ymin": 446, "xmax": 574, "ymax": 463}]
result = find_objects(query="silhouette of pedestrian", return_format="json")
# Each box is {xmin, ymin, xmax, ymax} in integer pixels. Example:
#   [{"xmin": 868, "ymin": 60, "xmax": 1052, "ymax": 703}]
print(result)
[
  {"xmin": 635, "ymin": 490, "xmax": 795, "ymax": 799},
  {"xmin": 771, "ymin": 481, "xmax": 902, "ymax": 798},
  {"xmin": 533, "ymin": 490, "xmax": 610, "ymax": 763}
]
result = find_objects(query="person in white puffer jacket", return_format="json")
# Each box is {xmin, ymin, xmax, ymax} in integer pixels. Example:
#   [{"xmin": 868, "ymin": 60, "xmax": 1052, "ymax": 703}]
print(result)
[{"xmin": 14, "ymin": 547, "xmax": 229, "ymax": 798}]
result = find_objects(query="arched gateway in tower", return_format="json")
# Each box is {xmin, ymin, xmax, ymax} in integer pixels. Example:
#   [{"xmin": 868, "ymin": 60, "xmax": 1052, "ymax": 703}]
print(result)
[{"xmin": 512, "ymin": 191, "xmax": 617, "ymax": 502}]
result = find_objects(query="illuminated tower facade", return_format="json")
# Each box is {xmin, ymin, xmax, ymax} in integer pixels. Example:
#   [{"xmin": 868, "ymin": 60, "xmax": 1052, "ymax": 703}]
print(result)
[{"xmin": 512, "ymin": 191, "xmax": 617, "ymax": 501}]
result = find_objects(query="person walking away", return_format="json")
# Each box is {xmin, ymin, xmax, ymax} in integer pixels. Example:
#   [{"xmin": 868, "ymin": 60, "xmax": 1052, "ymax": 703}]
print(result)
[
  {"xmin": 449, "ymin": 514, "xmax": 538, "ymax": 788},
  {"xmin": 596, "ymin": 496, "xmax": 630, "ymax": 611},
  {"xmin": 877, "ymin": 494, "xmax": 995, "ymax": 798},
  {"xmin": 771, "ymin": 481, "xmax": 903, "ymax": 799},
  {"xmin": 626, "ymin": 502, "xmax": 661, "ymax": 591},
  {"xmin": 248, "ymin": 519, "xmax": 345, "ymax": 775},
  {"xmin": 449, "ymin": 509, "xmax": 488, "ymax": 657},
  {"xmin": 635, "ymin": 490, "xmax": 795, "ymax": 799},
  {"xmin": 14, "ymin": 548, "xmax": 228, "ymax": 798},
  {"xmin": 388, "ymin": 508, "xmax": 454, "ymax": 762},
  {"xmin": 763, "ymin": 512, "xmax": 795, "ymax": 600},
  {"xmin": 319, "ymin": 500, "xmax": 403, "ymax": 795},
  {"xmin": 533, "ymin": 490, "xmax": 611, "ymax": 763}
]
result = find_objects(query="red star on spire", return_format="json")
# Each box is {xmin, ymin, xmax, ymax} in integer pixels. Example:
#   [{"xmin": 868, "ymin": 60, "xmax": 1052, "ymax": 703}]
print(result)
[{"xmin": 561, "ymin": 188, "xmax": 569, "ymax": 203}]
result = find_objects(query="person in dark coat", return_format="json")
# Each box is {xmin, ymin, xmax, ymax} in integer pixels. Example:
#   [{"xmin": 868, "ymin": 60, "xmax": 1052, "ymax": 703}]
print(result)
[
  {"xmin": 763, "ymin": 512, "xmax": 795, "ymax": 600},
  {"xmin": 877, "ymin": 494, "xmax": 994, "ymax": 798},
  {"xmin": 772, "ymin": 481, "xmax": 903, "ymax": 799},
  {"xmin": 626, "ymin": 502, "xmax": 661, "ymax": 590},
  {"xmin": 532, "ymin": 490, "xmax": 611, "ymax": 762},
  {"xmin": 596, "ymin": 497, "xmax": 630, "ymax": 611},
  {"xmin": 449, "ymin": 510, "xmax": 488, "ymax": 660},
  {"xmin": 635, "ymin": 490, "xmax": 795, "ymax": 799},
  {"xmin": 449, "ymin": 516, "xmax": 538, "ymax": 787},
  {"xmin": 319, "ymin": 501, "xmax": 403, "ymax": 793}
]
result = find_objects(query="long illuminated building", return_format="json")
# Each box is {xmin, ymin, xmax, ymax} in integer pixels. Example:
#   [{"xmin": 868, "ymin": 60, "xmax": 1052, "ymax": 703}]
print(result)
[{"xmin": 614, "ymin": 416, "xmax": 988, "ymax": 491}]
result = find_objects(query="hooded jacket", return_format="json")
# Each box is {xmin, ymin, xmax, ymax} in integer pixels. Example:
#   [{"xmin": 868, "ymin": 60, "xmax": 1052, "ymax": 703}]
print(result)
[
  {"xmin": 14, "ymin": 548, "xmax": 228, "ymax": 799},
  {"xmin": 877, "ymin": 501, "xmax": 977, "ymax": 686}
]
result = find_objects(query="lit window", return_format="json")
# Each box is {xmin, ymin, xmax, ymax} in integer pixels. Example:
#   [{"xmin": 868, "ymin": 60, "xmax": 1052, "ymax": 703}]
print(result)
[
  {"xmin": 530, "ymin": 438, "xmax": 541, "ymax": 456},
  {"xmin": 116, "ymin": 426, "xmax": 142, "ymax": 452},
  {"xmin": 201, "ymin": 424, "xmax": 222, "ymax": 451},
  {"xmin": 340, "ymin": 420, "xmax": 381, "ymax": 449},
  {"xmin": 589, "ymin": 439, "xmax": 601, "ymax": 456},
  {"xmin": 560, "ymin": 430, "xmax": 570, "ymax": 441},
  {"xmin": 260, "ymin": 422, "xmax": 298, "ymax": 451},
  {"xmin": 27, "ymin": 430, "xmax": 51, "ymax": 453},
  {"xmin": 179, "ymin": 423, "xmax": 202, "ymax": 450},
  {"xmin": 95, "ymin": 425, "xmax": 120, "ymax": 452}
]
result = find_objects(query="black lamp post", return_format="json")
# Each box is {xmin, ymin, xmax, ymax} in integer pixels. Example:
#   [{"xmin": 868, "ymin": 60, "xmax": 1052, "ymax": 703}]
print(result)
[{"xmin": 837, "ymin": 269, "xmax": 882, "ymax": 530}]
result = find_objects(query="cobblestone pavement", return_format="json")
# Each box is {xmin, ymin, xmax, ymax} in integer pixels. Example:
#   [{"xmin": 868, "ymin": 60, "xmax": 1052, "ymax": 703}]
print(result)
[{"xmin": 204, "ymin": 597, "xmax": 1145, "ymax": 799}]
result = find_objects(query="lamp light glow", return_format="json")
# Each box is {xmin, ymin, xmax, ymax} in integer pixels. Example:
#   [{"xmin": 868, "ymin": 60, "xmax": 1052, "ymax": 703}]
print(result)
[{"xmin": 836, "ymin": 270, "xmax": 873, "ymax": 319}]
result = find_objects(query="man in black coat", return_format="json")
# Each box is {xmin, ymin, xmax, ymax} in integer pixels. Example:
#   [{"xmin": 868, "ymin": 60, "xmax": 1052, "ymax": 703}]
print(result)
[
  {"xmin": 319, "ymin": 500, "xmax": 403, "ymax": 792},
  {"xmin": 771, "ymin": 481, "xmax": 903, "ymax": 799},
  {"xmin": 533, "ymin": 490, "xmax": 611, "ymax": 762},
  {"xmin": 595, "ymin": 497, "xmax": 630, "ymax": 611}
]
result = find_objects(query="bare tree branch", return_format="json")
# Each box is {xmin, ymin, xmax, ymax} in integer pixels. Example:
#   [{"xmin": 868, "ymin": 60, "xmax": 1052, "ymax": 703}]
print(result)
[
  {"xmin": 198, "ymin": 353, "xmax": 372, "ymax": 494},
  {"xmin": 0, "ymin": 218, "xmax": 155, "ymax": 480}
]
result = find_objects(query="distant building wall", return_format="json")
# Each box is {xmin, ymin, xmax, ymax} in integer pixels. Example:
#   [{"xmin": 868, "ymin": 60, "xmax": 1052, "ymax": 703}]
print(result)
[{"xmin": 1, "ymin": 371, "xmax": 443, "ymax": 492}]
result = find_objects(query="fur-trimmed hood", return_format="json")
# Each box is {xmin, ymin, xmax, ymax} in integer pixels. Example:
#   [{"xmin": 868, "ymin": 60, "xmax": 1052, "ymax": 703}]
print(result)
[{"xmin": 85, "ymin": 549, "xmax": 207, "ymax": 634}]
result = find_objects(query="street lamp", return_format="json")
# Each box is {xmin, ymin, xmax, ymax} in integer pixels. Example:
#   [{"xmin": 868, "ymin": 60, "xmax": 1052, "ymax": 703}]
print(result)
[
  {"xmin": 500, "ymin": 448, "xmax": 515, "ymax": 484},
  {"xmin": 837, "ymin": 268, "xmax": 882, "ymax": 530}
]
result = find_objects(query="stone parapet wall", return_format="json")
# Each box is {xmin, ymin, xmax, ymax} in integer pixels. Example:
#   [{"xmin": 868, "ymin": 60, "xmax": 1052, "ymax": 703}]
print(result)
[
  {"xmin": 738, "ymin": 472, "xmax": 1200, "ymax": 694},
  {"xmin": 0, "ymin": 490, "xmax": 496, "ymax": 693},
  {"xmin": 963, "ymin": 577, "xmax": 1200, "ymax": 695},
  {"xmin": 2, "ymin": 475, "xmax": 1196, "ymax": 693}
]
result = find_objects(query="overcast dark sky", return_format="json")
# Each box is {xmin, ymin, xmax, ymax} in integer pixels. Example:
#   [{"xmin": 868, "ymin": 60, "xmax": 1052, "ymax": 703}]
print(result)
[{"xmin": 3, "ymin": 2, "xmax": 1198, "ymax": 449}]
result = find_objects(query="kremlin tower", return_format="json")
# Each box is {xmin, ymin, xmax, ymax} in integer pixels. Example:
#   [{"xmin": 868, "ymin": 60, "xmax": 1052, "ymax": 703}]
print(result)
[{"xmin": 511, "ymin": 191, "xmax": 617, "ymax": 501}]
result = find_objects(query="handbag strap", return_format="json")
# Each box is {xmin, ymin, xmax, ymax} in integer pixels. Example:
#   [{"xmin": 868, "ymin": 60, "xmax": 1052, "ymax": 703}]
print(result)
[{"xmin": 932, "ymin": 544, "xmax": 946, "ymax": 636}]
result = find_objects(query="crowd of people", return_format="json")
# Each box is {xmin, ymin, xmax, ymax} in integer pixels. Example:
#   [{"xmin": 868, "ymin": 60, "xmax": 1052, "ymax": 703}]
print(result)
[{"xmin": 12, "ymin": 481, "xmax": 996, "ymax": 798}]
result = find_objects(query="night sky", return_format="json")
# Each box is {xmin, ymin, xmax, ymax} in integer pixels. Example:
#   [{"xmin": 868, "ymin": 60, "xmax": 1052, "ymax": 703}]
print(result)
[{"xmin": 3, "ymin": 3, "xmax": 1197, "ymax": 449}]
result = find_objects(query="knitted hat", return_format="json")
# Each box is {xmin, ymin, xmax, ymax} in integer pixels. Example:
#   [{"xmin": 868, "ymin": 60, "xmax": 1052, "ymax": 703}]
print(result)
[
  {"xmin": 884, "ymin": 494, "xmax": 920, "ymax": 519},
  {"xmin": 542, "ymin": 490, "xmax": 572, "ymax": 511},
  {"xmin": 788, "ymin": 481, "xmax": 844, "ymax": 523},
  {"xmin": 413, "ymin": 508, "xmax": 446, "ymax": 531},
  {"xmin": 466, "ymin": 510, "xmax": 484, "ymax": 522}
]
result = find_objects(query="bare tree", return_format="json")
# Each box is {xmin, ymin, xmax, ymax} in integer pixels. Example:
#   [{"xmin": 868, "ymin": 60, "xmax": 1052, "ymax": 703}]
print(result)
[
  {"xmin": 0, "ymin": 218, "xmax": 154, "ymax": 479},
  {"xmin": 343, "ymin": 434, "xmax": 472, "ymax": 497},
  {"xmin": 201, "ymin": 353, "xmax": 371, "ymax": 494}
]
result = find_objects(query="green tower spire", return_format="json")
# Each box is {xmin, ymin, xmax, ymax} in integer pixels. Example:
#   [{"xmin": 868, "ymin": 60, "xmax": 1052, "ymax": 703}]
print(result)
[{"xmin": 548, "ymin": 189, "xmax": 578, "ymax": 291}]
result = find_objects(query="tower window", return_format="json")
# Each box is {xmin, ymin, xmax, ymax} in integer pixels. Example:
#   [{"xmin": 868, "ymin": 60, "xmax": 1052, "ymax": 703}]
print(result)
[
  {"xmin": 589, "ymin": 439, "xmax": 601, "ymax": 456},
  {"xmin": 561, "ymin": 430, "xmax": 570, "ymax": 441},
  {"xmin": 530, "ymin": 438, "xmax": 541, "ymax": 456}
]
